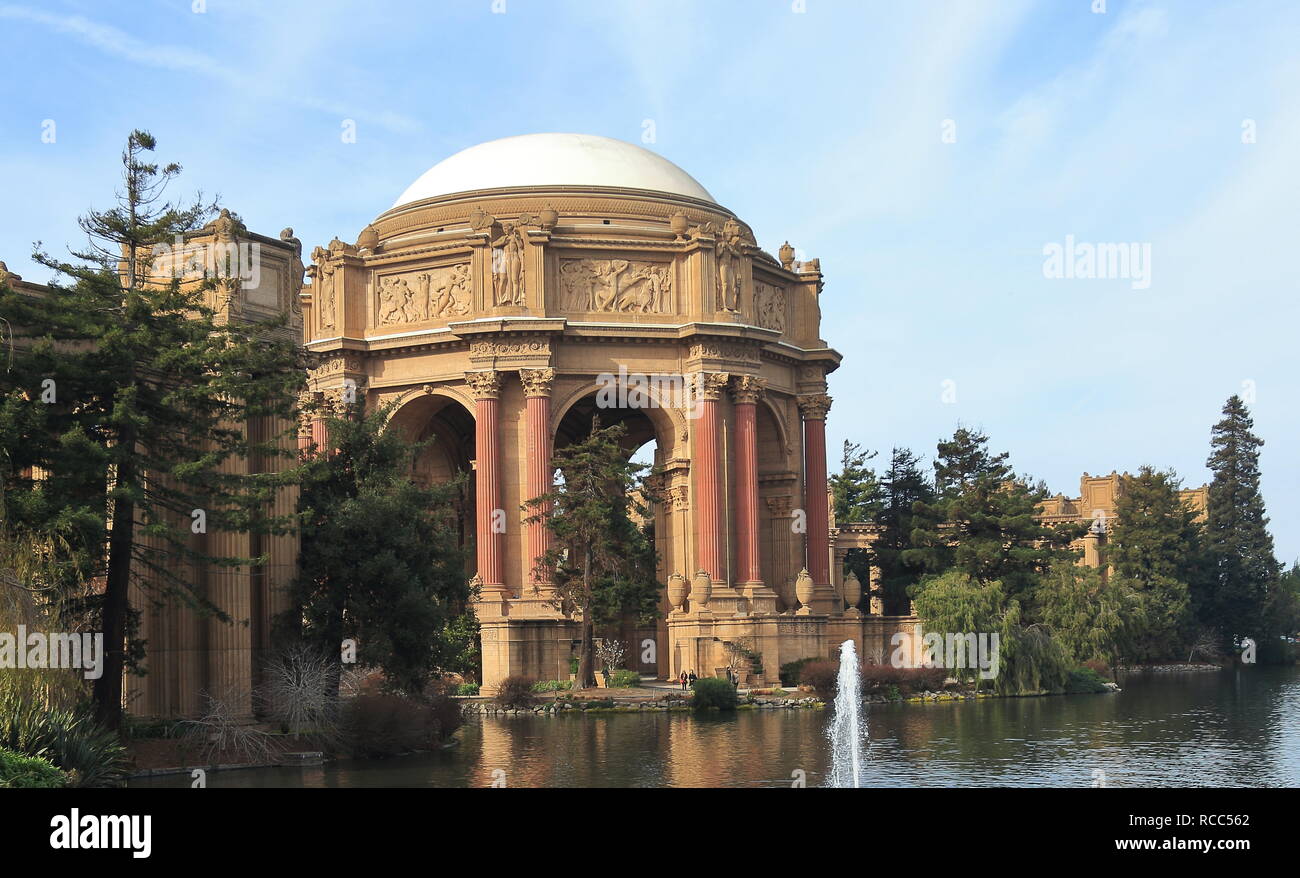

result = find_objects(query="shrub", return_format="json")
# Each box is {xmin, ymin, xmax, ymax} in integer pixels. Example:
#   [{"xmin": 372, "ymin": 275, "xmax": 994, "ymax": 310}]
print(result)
[
  {"xmin": 779, "ymin": 658, "xmax": 817, "ymax": 687},
  {"xmin": 690, "ymin": 676, "xmax": 738, "ymax": 711},
  {"xmin": 1065, "ymin": 667, "xmax": 1110, "ymax": 694},
  {"xmin": 1082, "ymin": 659, "xmax": 1112, "ymax": 681},
  {"xmin": 455, "ymin": 683, "xmax": 480, "ymax": 696},
  {"xmin": 0, "ymin": 747, "xmax": 66, "ymax": 788},
  {"xmin": 339, "ymin": 694, "xmax": 456, "ymax": 759},
  {"xmin": 860, "ymin": 665, "xmax": 948, "ymax": 696},
  {"xmin": 0, "ymin": 692, "xmax": 128, "ymax": 787},
  {"xmin": 530, "ymin": 679, "xmax": 573, "ymax": 693},
  {"xmin": 255, "ymin": 644, "xmax": 341, "ymax": 741},
  {"xmin": 799, "ymin": 660, "xmax": 840, "ymax": 699},
  {"xmin": 607, "ymin": 669, "xmax": 640, "ymax": 689},
  {"xmin": 496, "ymin": 676, "xmax": 536, "ymax": 709}
]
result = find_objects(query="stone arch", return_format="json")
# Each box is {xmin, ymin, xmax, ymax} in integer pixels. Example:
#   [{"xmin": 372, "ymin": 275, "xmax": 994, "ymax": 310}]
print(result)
[{"xmin": 550, "ymin": 376, "xmax": 686, "ymax": 457}]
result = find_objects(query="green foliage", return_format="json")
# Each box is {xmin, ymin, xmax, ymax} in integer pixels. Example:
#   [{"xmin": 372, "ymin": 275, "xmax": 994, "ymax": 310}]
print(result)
[
  {"xmin": 779, "ymin": 658, "xmax": 817, "ymax": 687},
  {"xmin": 1034, "ymin": 560, "xmax": 1143, "ymax": 669},
  {"xmin": 523, "ymin": 419, "xmax": 660, "ymax": 689},
  {"xmin": 455, "ymin": 683, "xmax": 480, "ymax": 696},
  {"xmin": 285, "ymin": 402, "xmax": 468, "ymax": 696},
  {"xmin": 868, "ymin": 447, "xmax": 935, "ymax": 615},
  {"xmin": 1204, "ymin": 396, "xmax": 1282, "ymax": 650},
  {"xmin": 0, "ymin": 747, "xmax": 66, "ymax": 788},
  {"xmin": 607, "ymin": 669, "xmax": 640, "ymax": 688},
  {"xmin": 1, "ymin": 131, "xmax": 305, "ymax": 726},
  {"xmin": 1108, "ymin": 466, "xmax": 1203, "ymax": 660},
  {"xmin": 690, "ymin": 676, "xmax": 738, "ymax": 711},
  {"xmin": 0, "ymin": 692, "xmax": 128, "ymax": 787},
  {"xmin": 431, "ymin": 608, "xmax": 481, "ymax": 681},
  {"xmin": 906, "ymin": 427, "xmax": 1079, "ymax": 602},
  {"xmin": 531, "ymin": 679, "xmax": 573, "ymax": 693},
  {"xmin": 1064, "ymin": 667, "xmax": 1110, "ymax": 694},
  {"xmin": 830, "ymin": 441, "xmax": 879, "ymax": 613}
]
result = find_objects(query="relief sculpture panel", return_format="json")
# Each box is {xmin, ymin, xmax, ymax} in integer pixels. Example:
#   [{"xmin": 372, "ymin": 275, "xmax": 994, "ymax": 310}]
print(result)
[
  {"xmin": 558, "ymin": 258, "xmax": 673, "ymax": 314},
  {"xmin": 754, "ymin": 281, "xmax": 786, "ymax": 332},
  {"xmin": 376, "ymin": 262, "xmax": 472, "ymax": 326}
]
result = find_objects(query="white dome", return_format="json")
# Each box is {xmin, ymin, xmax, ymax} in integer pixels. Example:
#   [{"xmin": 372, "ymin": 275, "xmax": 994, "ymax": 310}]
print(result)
[{"xmin": 391, "ymin": 133, "xmax": 716, "ymax": 208}]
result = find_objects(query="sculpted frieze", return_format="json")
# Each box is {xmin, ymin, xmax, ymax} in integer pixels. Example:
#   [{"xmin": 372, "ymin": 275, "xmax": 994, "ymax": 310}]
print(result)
[
  {"xmin": 754, "ymin": 282, "xmax": 786, "ymax": 332},
  {"xmin": 376, "ymin": 263, "xmax": 472, "ymax": 326},
  {"xmin": 558, "ymin": 258, "xmax": 673, "ymax": 314}
]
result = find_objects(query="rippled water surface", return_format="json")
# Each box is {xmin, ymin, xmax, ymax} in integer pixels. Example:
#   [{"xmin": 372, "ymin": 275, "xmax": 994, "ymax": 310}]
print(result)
[{"xmin": 131, "ymin": 667, "xmax": 1300, "ymax": 788}]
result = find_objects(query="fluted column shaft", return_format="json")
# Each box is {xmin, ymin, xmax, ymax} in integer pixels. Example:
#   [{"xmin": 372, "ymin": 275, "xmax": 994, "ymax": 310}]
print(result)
[
  {"xmin": 469, "ymin": 371, "xmax": 505, "ymax": 589},
  {"xmin": 731, "ymin": 376, "xmax": 765, "ymax": 585},
  {"xmin": 799, "ymin": 394, "xmax": 833, "ymax": 585},
  {"xmin": 520, "ymin": 369, "xmax": 555, "ymax": 586},
  {"xmin": 692, "ymin": 372, "xmax": 729, "ymax": 581}
]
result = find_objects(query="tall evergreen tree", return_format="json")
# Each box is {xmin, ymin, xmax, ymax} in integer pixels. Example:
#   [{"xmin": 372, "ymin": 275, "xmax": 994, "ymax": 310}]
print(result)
[
  {"xmin": 1204, "ymin": 395, "xmax": 1280, "ymax": 649},
  {"xmin": 869, "ymin": 447, "xmax": 933, "ymax": 615},
  {"xmin": 524, "ymin": 420, "xmax": 660, "ymax": 690},
  {"xmin": 1107, "ymin": 466, "xmax": 1203, "ymax": 660},
  {"xmin": 0, "ymin": 131, "xmax": 305, "ymax": 726},
  {"xmin": 285, "ymin": 403, "xmax": 468, "ymax": 695}
]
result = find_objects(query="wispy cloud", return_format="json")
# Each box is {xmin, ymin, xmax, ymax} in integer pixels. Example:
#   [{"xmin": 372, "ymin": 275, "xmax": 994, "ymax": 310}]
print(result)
[{"xmin": 0, "ymin": 4, "xmax": 420, "ymax": 133}]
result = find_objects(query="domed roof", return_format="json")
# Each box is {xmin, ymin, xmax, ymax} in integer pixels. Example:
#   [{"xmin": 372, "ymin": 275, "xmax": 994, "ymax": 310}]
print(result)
[{"xmin": 391, "ymin": 133, "xmax": 716, "ymax": 208}]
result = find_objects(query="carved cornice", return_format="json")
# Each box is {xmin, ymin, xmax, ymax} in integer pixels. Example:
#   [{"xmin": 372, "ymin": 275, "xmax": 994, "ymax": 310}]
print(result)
[
  {"xmin": 730, "ymin": 374, "xmax": 767, "ymax": 406},
  {"xmin": 796, "ymin": 393, "xmax": 833, "ymax": 421},
  {"xmin": 519, "ymin": 367, "xmax": 556, "ymax": 398},
  {"xmin": 465, "ymin": 370, "xmax": 503, "ymax": 400}
]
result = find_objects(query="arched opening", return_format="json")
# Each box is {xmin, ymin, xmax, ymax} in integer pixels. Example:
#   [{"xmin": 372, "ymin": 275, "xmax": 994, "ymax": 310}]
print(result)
[
  {"xmin": 552, "ymin": 390, "xmax": 672, "ymax": 678},
  {"xmin": 388, "ymin": 392, "xmax": 477, "ymax": 578},
  {"xmin": 755, "ymin": 400, "xmax": 799, "ymax": 612}
]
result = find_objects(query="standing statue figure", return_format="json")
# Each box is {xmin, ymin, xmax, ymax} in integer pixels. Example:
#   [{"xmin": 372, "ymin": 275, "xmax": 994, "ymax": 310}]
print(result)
[
  {"xmin": 490, "ymin": 221, "xmax": 526, "ymax": 306},
  {"xmin": 280, "ymin": 228, "xmax": 305, "ymax": 312},
  {"xmin": 715, "ymin": 218, "xmax": 744, "ymax": 312}
]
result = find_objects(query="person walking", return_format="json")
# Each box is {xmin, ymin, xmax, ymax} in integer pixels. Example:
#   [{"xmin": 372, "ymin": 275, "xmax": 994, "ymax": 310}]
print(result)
[
  {"xmin": 688, "ymin": 670, "xmax": 697, "ymax": 687},
  {"xmin": 678, "ymin": 670, "xmax": 688, "ymax": 691}
]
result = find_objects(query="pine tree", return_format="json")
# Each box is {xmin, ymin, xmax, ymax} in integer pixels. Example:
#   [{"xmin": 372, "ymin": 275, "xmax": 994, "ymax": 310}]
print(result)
[
  {"xmin": 284, "ymin": 403, "xmax": 468, "ymax": 695},
  {"xmin": 1204, "ymin": 395, "xmax": 1280, "ymax": 649},
  {"xmin": 1107, "ymin": 467, "xmax": 1203, "ymax": 660},
  {"xmin": 869, "ymin": 447, "xmax": 933, "ymax": 615},
  {"xmin": 906, "ymin": 426, "xmax": 1078, "ymax": 599},
  {"xmin": 523, "ymin": 420, "xmax": 660, "ymax": 690},
  {"xmin": 0, "ymin": 131, "xmax": 305, "ymax": 726}
]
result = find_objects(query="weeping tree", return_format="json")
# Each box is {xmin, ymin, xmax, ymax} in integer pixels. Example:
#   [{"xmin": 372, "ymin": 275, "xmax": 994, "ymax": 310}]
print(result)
[
  {"xmin": 524, "ymin": 420, "xmax": 660, "ymax": 690},
  {"xmin": 1034, "ymin": 560, "xmax": 1143, "ymax": 673}
]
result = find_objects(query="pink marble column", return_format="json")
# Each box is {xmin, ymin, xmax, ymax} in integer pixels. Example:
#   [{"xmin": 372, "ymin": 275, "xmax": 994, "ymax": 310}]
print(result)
[
  {"xmin": 520, "ymin": 368, "xmax": 555, "ymax": 586},
  {"xmin": 798, "ymin": 393, "xmax": 833, "ymax": 585},
  {"xmin": 468, "ymin": 370, "xmax": 505, "ymax": 590},
  {"xmin": 692, "ymin": 372, "xmax": 730, "ymax": 581},
  {"xmin": 731, "ymin": 376, "xmax": 766, "ymax": 586}
]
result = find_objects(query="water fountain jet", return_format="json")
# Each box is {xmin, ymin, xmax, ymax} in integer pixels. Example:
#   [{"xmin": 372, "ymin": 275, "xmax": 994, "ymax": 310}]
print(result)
[{"xmin": 828, "ymin": 639, "xmax": 866, "ymax": 787}]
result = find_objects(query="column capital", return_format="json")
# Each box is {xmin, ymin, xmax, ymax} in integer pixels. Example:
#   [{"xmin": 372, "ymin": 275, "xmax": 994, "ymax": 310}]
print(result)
[
  {"xmin": 519, "ymin": 367, "xmax": 555, "ymax": 398},
  {"xmin": 466, "ymin": 369, "xmax": 503, "ymax": 400},
  {"xmin": 729, "ymin": 374, "xmax": 767, "ymax": 406},
  {"xmin": 691, "ymin": 371, "xmax": 731, "ymax": 401},
  {"xmin": 797, "ymin": 392, "xmax": 833, "ymax": 421}
]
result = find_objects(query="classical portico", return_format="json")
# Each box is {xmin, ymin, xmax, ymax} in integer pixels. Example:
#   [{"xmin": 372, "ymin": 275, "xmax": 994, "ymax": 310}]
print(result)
[{"xmin": 299, "ymin": 134, "xmax": 920, "ymax": 692}]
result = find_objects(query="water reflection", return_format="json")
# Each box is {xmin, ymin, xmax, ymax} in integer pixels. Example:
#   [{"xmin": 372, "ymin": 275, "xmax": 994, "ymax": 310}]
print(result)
[{"xmin": 130, "ymin": 668, "xmax": 1300, "ymax": 788}]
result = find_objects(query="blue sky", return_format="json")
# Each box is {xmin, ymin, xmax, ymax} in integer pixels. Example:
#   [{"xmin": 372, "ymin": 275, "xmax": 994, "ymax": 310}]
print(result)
[{"xmin": 2, "ymin": 0, "xmax": 1297, "ymax": 562}]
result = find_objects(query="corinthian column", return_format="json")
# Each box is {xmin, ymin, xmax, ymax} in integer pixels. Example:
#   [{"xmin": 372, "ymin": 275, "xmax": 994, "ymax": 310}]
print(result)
[
  {"xmin": 691, "ymin": 372, "xmax": 730, "ymax": 582},
  {"xmin": 798, "ymin": 393, "xmax": 833, "ymax": 589},
  {"xmin": 467, "ymin": 370, "xmax": 505, "ymax": 593},
  {"xmin": 520, "ymin": 368, "xmax": 555, "ymax": 593},
  {"xmin": 730, "ymin": 377, "xmax": 764, "ymax": 581}
]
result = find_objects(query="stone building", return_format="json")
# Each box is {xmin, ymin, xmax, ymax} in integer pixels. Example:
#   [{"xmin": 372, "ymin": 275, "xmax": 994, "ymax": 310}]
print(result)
[
  {"xmin": 298, "ymin": 134, "xmax": 921, "ymax": 692},
  {"xmin": 1037, "ymin": 471, "xmax": 1208, "ymax": 570}
]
